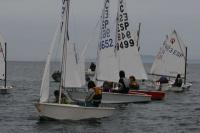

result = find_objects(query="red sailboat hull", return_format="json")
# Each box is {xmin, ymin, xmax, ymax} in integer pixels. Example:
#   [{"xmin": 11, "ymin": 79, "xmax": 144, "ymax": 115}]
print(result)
[{"xmin": 129, "ymin": 90, "xmax": 165, "ymax": 100}]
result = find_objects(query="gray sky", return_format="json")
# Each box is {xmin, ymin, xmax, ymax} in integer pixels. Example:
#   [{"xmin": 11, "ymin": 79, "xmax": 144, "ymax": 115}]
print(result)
[{"xmin": 0, "ymin": 0, "xmax": 199, "ymax": 61}]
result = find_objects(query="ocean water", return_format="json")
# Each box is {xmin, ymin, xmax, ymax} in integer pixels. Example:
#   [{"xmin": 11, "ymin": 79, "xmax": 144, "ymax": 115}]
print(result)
[{"xmin": 0, "ymin": 61, "xmax": 200, "ymax": 133}]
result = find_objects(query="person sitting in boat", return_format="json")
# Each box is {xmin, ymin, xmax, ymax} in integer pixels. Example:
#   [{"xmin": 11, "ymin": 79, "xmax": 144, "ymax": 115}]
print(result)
[
  {"xmin": 54, "ymin": 90, "xmax": 68, "ymax": 104},
  {"xmin": 102, "ymin": 81, "xmax": 113, "ymax": 92},
  {"xmin": 129, "ymin": 75, "xmax": 139, "ymax": 90},
  {"xmin": 113, "ymin": 70, "xmax": 129, "ymax": 94},
  {"xmin": 85, "ymin": 81, "xmax": 102, "ymax": 107},
  {"xmin": 52, "ymin": 71, "xmax": 61, "ymax": 82},
  {"xmin": 173, "ymin": 74, "xmax": 183, "ymax": 87},
  {"xmin": 89, "ymin": 62, "xmax": 96, "ymax": 72},
  {"xmin": 156, "ymin": 76, "xmax": 169, "ymax": 84},
  {"xmin": 85, "ymin": 75, "xmax": 91, "ymax": 82}
]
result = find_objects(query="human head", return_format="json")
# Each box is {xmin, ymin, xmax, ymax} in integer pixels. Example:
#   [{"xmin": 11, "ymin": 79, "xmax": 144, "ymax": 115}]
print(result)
[
  {"xmin": 119, "ymin": 70, "xmax": 125, "ymax": 78},
  {"xmin": 129, "ymin": 76, "xmax": 136, "ymax": 81},
  {"xmin": 85, "ymin": 75, "xmax": 90, "ymax": 82},
  {"xmin": 177, "ymin": 74, "xmax": 181, "ymax": 78},
  {"xmin": 88, "ymin": 80, "xmax": 96, "ymax": 89},
  {"xmin": 54, "ymin": 90, "xmax": 59, "ymax": 97}
]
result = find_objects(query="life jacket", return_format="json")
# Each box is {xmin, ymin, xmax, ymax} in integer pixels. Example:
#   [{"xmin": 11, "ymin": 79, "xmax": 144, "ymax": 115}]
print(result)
[
  {"xmin": 92, "ymin": 87, "xmax": 102, "ymax": 106},
  {"xmin": 129, "ymin": 81, "xmax": 138, "ymax": 86},
  {"xmin": 129, "ymin": 81, "xmax": 139, "ymax": 90}
]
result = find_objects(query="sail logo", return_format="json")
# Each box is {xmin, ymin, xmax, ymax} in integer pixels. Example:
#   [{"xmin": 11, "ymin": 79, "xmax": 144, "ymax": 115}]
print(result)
[{"xmin": 170, "ymin": 38, "xmax": 175, "ymax": 44}]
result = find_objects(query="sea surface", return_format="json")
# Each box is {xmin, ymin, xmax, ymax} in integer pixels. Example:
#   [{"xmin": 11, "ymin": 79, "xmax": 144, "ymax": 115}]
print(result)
[{"xmin": 0, "ymin": 61, "xmax": 200, "ymax": 133}]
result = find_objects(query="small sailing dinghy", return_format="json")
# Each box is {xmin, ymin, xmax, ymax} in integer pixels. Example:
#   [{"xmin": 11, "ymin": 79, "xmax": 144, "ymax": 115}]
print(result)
[
  {"xmin": 35, "ymin": 0, "xmax": 115, "ymax": 120},
  {"xmin": 150, "ymin": 30, "xmax": 192, "ymax": 92},
  {"xmin": 69, "ymin": 0, "xmax": 151, "ymax": 103},
  {"xmin": 114, "ymin": 0, "xmax": 164, "ymax": 100},
  {"xmin": 0, "ymin": 34, "xmax": 13, "ymax": 94}
]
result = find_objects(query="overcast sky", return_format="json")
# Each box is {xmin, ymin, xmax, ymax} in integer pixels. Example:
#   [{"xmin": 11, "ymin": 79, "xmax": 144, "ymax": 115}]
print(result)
[{"xmin": 0, "ymin": 0, "xmax": 199, "ymax": 61}]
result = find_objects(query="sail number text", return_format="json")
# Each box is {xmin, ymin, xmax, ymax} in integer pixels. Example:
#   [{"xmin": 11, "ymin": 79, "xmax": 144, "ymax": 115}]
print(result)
[
  {"xmin": 116, "ymin": 1, "xmax": 135, "ymax": 50},
  {"xmin": 99, "ymin": 1, "xmax": 113, "ymax": 50}
]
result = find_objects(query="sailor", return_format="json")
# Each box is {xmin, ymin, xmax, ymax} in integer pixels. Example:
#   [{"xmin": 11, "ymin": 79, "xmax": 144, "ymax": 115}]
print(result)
[
  {"xmin": 89, "ymin": 62, "xmax": 96, "ymax": 72},
  {"xmin": 156, "ymin": 76, "xmax": 169, "ymax": 84},
  {"xmin": 129, "ymin": 75, "xmax": 139, "ymax": 90},
  {"xmin": 114, "ymin": 70, "xmax": 130, "ymax": 94},
  {"xmin": 173, "ymin": 74, "xmax": 183, "ymax": 87},
  {"xmin": 85, "ymin": 81, "xmax": 102, "ymax": 107},
  {"xmin": 54, "ymin": 90, "xmax": 68, "ymax": 104}
]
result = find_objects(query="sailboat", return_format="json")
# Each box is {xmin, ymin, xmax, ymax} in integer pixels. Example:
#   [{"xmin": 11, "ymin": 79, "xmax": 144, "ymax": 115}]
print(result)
[
  {"xmin": 35, "ymin": 0, "xmax": 115, "ymax": 120},
  {"xmin": 114, "ymin": 0, "xmax": 165, "ymax": 100},
  {"xmin": 0, "ymin": 34, "xmax": 13, "ymax": 94},
  {"xmin": 68, "ymin": 0, "xmax": 151, "ymax": 103},
  {"xmin": 150, "ymin": 30, "xmax": 192, "ymax": 92}
]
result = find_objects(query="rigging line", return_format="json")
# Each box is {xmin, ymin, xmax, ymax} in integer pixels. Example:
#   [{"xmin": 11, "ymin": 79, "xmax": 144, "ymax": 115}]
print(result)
[
  {"xmin": 79, "ymin": 16, "xmax": 101, "ymax": 58},
  {"xmin": 0, "ymin": 42, "xmax": 5, "ymax": 61}
]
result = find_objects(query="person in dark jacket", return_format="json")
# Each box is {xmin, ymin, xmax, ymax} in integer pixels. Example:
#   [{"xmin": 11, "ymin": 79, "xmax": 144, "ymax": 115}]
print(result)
[
  {"xmin": 173, "ymin": 74, "xmax": 183, "ymax": 87},
  {"xmin": 54, "ymin": 90, "xmax": 68, "ymax": 104},
  {"xmin": 156, "ymin": 76, "xmax": 169, "ymax": 84},
  {"xmin": 90, "ymin": 62, "xmax": 96, "ymax": 72},
  {"xmin": 115, "ymin": 70, "xmax": 129, "ymax": 94}
]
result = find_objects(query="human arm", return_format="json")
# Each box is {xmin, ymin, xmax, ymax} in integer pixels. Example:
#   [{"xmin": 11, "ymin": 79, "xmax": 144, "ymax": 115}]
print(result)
[{"xmin": 85, "ymin": 89, "xmax": 95, "ymax": 102}]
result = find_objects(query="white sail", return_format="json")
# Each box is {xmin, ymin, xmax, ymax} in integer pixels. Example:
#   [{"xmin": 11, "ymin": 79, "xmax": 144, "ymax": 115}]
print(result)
[
  {"xmin": 78, "ymin": 55, "xmax": 86, "ymax": 87},
  {"xmin": 79, "ymin": 53, "xmax": 86, "ymax": 87},
  {"xmin": 62, "ymin": 41, "xmax": 83, "ymax": 88},
  {"xmin": 150, "ymin": 30, "xmax": 186, "ymax": 77},
  {"xmin": 115, "ymin": 0, "xmax": 147, "ymax": 80},
  {"xmin": 59, "ymin": 0, "xmax": 84, "ymax": 88},
  {"xmin": 96, "ymin": 0, "xmax": 119, "ymax": 83},
  {"xmin": 39, "ymin": 25, "xmax": 60, "ymax": 103},
  {"xmin": 0, "ymin": 34, "xmax": 5, "ymax": 80},
  {"xmin": 39, "ymin": 0, "xmax": 69, "ymax": 103}
]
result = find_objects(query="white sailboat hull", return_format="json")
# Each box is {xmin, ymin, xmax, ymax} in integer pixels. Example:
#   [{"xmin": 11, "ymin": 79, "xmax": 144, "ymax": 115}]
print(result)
[
  {"xmin": 168, "ymin": 82, "xmax": 192, "ymax": 92},
  {"xmin": 35, "ymin": 103, "xmax": 115, "ymax": 120},
  {"xmin": 156, "ymin": 82, "xmax": 192, "ymax": 92},
  {"xmin": 0, "ymin": 85, "xmax": 13, "ymax": 94},
  {"xmin": 68, "ymin": 91, "xmax": 151, "ymax": 104}
]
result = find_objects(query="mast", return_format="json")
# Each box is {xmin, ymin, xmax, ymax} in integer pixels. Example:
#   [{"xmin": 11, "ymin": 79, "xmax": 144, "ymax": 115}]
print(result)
[
  {"xmin": 4, "ymin": 42, "xmax": 7, "ymax": 88},
  {"xmin": 184, "ymin": 46, "xmax": 187, "ymax": 84},
  {"xmin": 59, "ymin": 0, "xmax": 70, "ymax": 104},
  {"xmin": 136, "ymin": 22, "xmax": 141, "ymax": 51}
]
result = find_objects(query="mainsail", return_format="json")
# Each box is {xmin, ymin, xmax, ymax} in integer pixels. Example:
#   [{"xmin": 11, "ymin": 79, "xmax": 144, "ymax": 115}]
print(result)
[
  {"xmin": 150, "ymin": 30, "xmax": 186, "ymax": 77},
  {"xmin": 96, "ymin": 0, "xmax": 118, "ymax": 83},
  {"xmin": 0, "ymin": 34, "xmax": 5, "ymax": 80},
  {"xmin": 115, "ymin": 0, "xmax": 147, "ymax": 80},
  {"xmin": 61, "ymin": 41, "xmax": 84, "ymax": 88},
  {"xmin": 60, "ymin": 0, "xmax": 84, "ymax": 88}
]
